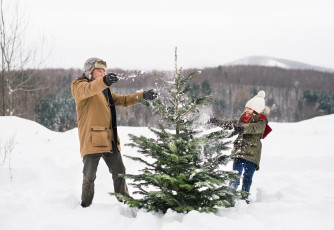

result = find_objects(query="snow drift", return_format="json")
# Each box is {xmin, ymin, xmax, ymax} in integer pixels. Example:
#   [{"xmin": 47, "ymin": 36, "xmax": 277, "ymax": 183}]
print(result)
[{"xmin": 0, "ymin": 115, "xmax": 334, "ymax": 230}]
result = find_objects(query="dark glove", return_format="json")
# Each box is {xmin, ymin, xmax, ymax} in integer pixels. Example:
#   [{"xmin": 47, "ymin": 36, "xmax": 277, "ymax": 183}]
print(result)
[
  {"xmin": 143, "ymin": 89, "xmax": 157, "ymax": 100},
  {"xmin": 230, "ymin": 124, "xmax": 244, "ymax": 136},
  {"xmin": 103, "ymin": 73, "xmax": 119, "ymax": 86},
  {"xmin": 208, "ymin": 117, "xmax": 218, "ymax": 125},
  {"xmin": 207, "ymin": 118, "xmax": 233, "ymax": 130}
]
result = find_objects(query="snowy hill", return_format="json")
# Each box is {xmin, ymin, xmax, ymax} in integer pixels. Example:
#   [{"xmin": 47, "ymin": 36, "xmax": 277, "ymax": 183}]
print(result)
[
  {"xmin": 1, "ymin": 116, "xmax": 334, "ymax": 230},
  {"xmin": 224, "ymin": 56, "xmax": 334, "ymax": 72}
]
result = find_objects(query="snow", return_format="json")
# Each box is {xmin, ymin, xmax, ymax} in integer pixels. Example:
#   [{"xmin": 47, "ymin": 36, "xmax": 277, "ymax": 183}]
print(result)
[
  {"xmin": 128, "ymin": 74, "xmax": 138, "ymax": 78},
  {"xmin": 1, "ymin": 115, "xmax": 334, "ymax": 230},
  {"xmin": 224, "ymin": 56, "xmax": 334, "ymax": 72}
]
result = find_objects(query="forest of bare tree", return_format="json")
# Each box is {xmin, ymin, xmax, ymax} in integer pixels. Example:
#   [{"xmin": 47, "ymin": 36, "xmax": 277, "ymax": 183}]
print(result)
[{"xmin": 1, "ymin": 65, "xmax": 333, "ymax": 131}]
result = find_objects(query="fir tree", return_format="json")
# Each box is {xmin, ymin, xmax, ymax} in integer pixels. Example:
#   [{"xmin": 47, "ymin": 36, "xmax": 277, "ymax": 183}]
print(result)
[{"xmin": 111, "ymin": 48, "xmax": 238, "ymax": 213}]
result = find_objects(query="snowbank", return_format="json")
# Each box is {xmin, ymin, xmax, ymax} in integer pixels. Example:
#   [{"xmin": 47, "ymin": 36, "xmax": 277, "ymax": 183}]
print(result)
[{"xmin": 1, "ymin": 115, "xmax": 334, "ymax": 230}]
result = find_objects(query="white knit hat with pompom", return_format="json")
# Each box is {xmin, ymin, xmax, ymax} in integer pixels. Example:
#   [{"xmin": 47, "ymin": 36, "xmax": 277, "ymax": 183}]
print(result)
[{"xmin": 245, "ymin": 91, "xmax": 266, "ymax": 113}]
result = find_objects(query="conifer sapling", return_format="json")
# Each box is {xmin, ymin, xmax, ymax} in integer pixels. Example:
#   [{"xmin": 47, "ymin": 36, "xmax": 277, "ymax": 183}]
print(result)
[{"xmin": 110, "ymin": 48, "xmax": 239, "ymax": 213}]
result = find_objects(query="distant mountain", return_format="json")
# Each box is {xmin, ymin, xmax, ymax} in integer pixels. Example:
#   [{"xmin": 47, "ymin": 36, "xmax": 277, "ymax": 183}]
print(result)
[{"xmin": 224, "ymin": 56, "xmax": 334, "ymax": 73}]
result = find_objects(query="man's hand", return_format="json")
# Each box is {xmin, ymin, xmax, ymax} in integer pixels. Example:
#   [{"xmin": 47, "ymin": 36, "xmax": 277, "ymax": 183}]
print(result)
[
  {"xmin": 143, "ymin": 89, "xmax": 158, "ymax": 100},
  {"xmin": 103, "ymin": 73, "xmax": 119, "ymax": 86}
]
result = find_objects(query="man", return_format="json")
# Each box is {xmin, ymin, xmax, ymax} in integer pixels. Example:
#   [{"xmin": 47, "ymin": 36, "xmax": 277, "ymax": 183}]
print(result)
[{"xmin": 71, "ymin": 57, "xmax": 157, "ymax": 208}]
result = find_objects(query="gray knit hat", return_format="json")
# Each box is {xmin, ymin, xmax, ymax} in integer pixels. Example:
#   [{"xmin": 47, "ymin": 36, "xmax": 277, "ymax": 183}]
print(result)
[{"xmin": 83, "ymin": 58, "xmax": 107, "ymax": 79}]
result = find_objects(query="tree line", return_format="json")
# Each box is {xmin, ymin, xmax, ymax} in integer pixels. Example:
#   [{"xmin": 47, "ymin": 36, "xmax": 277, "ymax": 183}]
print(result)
[{"xmin": 1, "ymin": 65, "xmax": 334, "ymax": 131}]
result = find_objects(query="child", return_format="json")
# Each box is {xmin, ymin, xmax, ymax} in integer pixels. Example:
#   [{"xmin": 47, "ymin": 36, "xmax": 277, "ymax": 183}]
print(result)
[{"xmin": 209, "ymin": 91, "xmax": 272, "ymax": 202}]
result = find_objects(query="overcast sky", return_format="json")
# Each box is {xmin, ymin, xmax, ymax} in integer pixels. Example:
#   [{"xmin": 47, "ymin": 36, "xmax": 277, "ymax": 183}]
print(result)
[{"xmin": 19, "ymin": 0, "xmax": 334, "ymax": 70}]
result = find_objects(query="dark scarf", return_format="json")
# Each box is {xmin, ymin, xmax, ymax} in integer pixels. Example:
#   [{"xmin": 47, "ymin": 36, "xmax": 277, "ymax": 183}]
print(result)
[{"xmin": 102, "ymin": 88, "xmax": 118, "ymax": 151}]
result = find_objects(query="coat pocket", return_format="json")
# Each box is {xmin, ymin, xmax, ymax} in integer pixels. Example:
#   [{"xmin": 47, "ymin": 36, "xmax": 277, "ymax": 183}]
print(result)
[{"xmin": 90, "ymin": 126, "xmax": 108, "ymax": 147}]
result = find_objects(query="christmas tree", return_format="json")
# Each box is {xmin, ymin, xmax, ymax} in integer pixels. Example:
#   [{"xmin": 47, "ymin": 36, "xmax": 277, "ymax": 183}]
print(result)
[{"xmin": 111, "ymin": 48, "xmax": 238, "ymax": 213}]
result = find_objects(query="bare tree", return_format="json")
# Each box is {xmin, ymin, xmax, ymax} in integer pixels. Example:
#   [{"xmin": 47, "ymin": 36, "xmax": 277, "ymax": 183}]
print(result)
[
  {"xmin": 0, "ymin": 133, "xmax": 16, "ymax": 181},
  {"xmin": 0, "ymin": 0, "xmax": 49, "ymax": 116}
]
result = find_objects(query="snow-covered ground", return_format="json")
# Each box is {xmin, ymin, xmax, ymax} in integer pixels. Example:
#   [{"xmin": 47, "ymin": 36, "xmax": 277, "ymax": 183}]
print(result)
[
  {"xmin": 224, "ymin": 56, "xmax": 334, "ymax": 72},
  {"xmin": 1, "ymin": 115, "xmax": 334, "ymax": 230}
]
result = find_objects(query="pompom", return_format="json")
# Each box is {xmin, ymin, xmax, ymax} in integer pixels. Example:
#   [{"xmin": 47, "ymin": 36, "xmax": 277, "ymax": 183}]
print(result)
[
  {"xmin": 262, "ymin": 106, "xmax": 270, "ymax": 115},
  {"xmin": 257, "ymin": 91, "xmax": 265, "ymax": 98}
]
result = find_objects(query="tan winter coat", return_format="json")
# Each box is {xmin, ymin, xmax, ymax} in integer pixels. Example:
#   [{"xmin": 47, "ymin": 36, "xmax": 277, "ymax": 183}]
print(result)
[{"xmin": 71, "ymin": 77, "xmax": 143, "ymax": 157}]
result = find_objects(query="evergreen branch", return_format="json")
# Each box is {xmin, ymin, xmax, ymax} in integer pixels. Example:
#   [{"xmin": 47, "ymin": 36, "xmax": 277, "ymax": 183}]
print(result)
[
  {"xmin": 180, "ymin": 103, "xmax": 196, "ymax": 117},
  {"xmin": 134, "ymin": 184, "xmax": 149, "ymax": 195},
  {"xmin": 195, "ymin": 95, "xmax": 212, "ymax": 106},
  {"xmin": 123, "ymin": 155, "xmax": 154, "ymax": 167},
  {"xmin": 179, "ymin": 71, "xmax": 198, "ymax": 86},
  {"xmin": 153, "ymin": 73, "xmax": 172, "ymax": 87}
]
